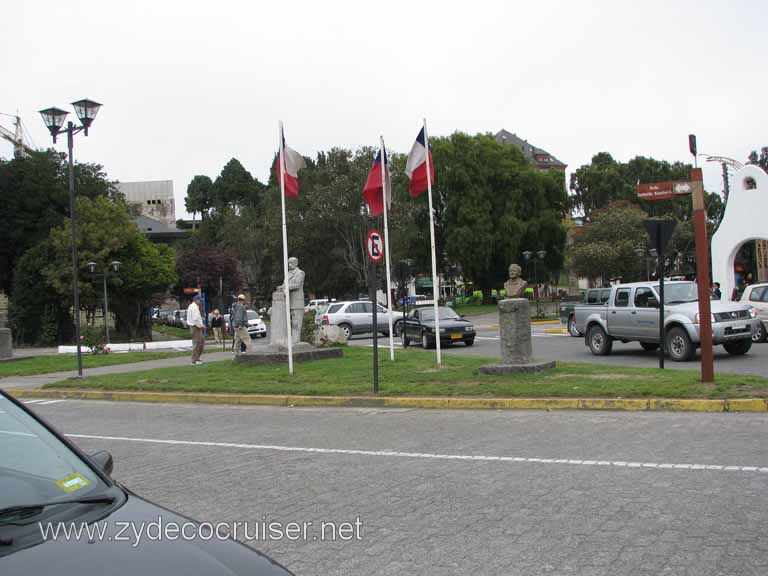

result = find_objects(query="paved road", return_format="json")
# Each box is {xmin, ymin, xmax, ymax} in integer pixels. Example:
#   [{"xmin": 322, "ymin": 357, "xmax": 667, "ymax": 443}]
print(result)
[
  {"xmin": 22, "ymin": 398, "xmax": 768, "ymax": 575},
  {"xmin": 350, "ymin": 313, "xmax": 768, "ymax": 377}
]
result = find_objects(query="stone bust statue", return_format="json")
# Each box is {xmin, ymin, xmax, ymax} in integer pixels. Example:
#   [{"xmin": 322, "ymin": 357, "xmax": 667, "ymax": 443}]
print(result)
[
  {"xmin": 276, "ymin": 257, "xmax": 306, "ymax": 343},
  {"xmin": 503, "ymin": 263, "xmax": 528, "ymax": 298}
]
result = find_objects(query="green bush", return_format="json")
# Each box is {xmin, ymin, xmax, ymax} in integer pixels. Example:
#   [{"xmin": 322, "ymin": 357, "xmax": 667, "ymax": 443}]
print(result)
[{"xmin": 301, "ymin": 310, "xmax": 317, "ymax": 343}]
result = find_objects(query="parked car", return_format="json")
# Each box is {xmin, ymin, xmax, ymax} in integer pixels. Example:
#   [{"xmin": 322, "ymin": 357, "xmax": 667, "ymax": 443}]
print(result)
[
  {"xmin": 155, "ymin": 309, "xmax": 173, "ymax": 325},
  {"xmin": 573, "ymin": 281, "xmax": 759, "ymax": 362},
  {"xmin": 559, "ymin": 288, "xmax": 611, "ymax": 337},
  {"xmin": 319, "ymin": 301, "xmax": 404, "ymax": 339},
  {"xmin": 0, "ymin": 391, "xmax": 291, "ymax": 574},
  {"xmin": 224, "ymin": 310, "xmax": 267, "ymax": 339},
  {"xmin": 740, "ymin": 282, "xmax": 768, "ymax": 343},
  {"xmin": 401, "ymin": 305, "xmax": 476, "ymax": 348},
  {"xmin": 172, "ymin": 309, "xmax": 188, "ymax": 329},
  {"xmin": 305, "ymin": 299, "xmax": 333, "ymax": 313}
]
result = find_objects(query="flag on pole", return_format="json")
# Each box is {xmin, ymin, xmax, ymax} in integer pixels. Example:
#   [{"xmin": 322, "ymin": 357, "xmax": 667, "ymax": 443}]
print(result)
[
  {"xmin": 405, "ymin": 127, "xmax": 435, "ymax": 198},
  {"xmin": 363, "ymin": 148, "xmax": 392, "ymax": 217},
  {"xmin": 274, "ymin": 129, "xmax": 306, "ymax": 199}
]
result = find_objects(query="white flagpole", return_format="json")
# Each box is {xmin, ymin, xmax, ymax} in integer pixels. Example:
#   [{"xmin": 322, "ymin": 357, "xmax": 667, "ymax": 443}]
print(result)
[
  {"xmin": 423, "ymin": 118, "xmax": 441, "ymax": 367},
  {"xmin": 278, "ymin": 121, "xmax": 294, "ymax": 374},
  {"xmin": 380, "ymin": 135, "xmax": 395, "ymax": 361}
]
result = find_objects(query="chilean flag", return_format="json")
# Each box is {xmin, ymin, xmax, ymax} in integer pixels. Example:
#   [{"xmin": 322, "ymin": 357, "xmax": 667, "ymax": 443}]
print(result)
[
  {"xmin": 363, "ymin": 147, "xmax": 392, "ymax": 217},
  {"xmin": 405, "ymin": 127, "xmax": 435, "ymax": 198},
  {"xmin": 274, "ymin": 128, "xmax": 306, "ymax": 199}
]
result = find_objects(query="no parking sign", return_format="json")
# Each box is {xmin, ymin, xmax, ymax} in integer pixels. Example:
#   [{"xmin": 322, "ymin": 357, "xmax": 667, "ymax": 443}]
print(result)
[{"xmin": 366, "ymin": 229, "xmax": 384, "ymax": 263}]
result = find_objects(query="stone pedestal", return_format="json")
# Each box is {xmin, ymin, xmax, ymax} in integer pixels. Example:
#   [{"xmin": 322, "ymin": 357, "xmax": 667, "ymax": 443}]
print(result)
[
  {"xmin": 236, "ymin": 291, "xmax": 342, "ymax": 366},
  {"xmin": 0, "ymin": 328, "xmax": 12, "ymax": 359},
  {"xmin": 479, "ymin": 298, "xmax": 555, "ymax": 375},
  {"xmin": 270, "ymin": 290, "xmax": 289, "ymax": 348}
]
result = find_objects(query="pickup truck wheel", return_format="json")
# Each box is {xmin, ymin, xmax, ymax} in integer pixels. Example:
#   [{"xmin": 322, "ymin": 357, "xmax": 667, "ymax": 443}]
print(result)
[
  {"xmin": 567, "ymin": 316, "xmax": 581, "ymax": 337},
  {"xmin": 752, "ymin": 321, "xmax": 766, "ymax": 343},
  {"xmin": 587, "ymin": 325, "xmax": 612, "ymax": 356},
  {"xmin": 393, "ymin": 320, "xmax": 403, "ymax": 337},
  {"xmin": 723, "ymin": 339, "xmax": 753, "ymax": 356},
  {"xmin": 640, "ymin": 342, "xmax": 659, "ymax": 352},
  {"xmin": 421, "ymin": 332, "xmax": 433, "ymax": 349},
  {"xmin": 666, "ymin": 327, "xmax": 694, "ymax": 362}
]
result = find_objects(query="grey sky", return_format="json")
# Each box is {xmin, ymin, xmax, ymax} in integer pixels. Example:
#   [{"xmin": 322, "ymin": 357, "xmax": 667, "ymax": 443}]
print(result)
[{"xmin": 2, "ymin": 0, "xmax": 766, "ymax": 218}]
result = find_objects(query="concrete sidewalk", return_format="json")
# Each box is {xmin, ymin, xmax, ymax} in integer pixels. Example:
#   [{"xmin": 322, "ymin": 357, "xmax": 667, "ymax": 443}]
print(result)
[{"xmin": 0, "ymin": 351, "xmax": 234, "ymax": 390}]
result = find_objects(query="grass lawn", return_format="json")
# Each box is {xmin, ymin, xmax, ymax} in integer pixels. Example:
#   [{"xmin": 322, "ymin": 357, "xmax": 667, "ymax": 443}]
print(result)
[
  {"xmin": 45, "ymin": 346, "xmax": 768, "ymax": 399},
  {"xmin": 0, "ymin": 351, "xmax": 197, "ymax": 378}
]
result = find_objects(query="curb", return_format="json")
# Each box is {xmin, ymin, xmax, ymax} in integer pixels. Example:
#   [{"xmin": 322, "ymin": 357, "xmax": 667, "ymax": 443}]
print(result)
[
  {"xmin": 530, "ymin": 320, "xmax": 560, "ymax": 326},
  {"xmin": 544, "ymin": 328, "xmax": 568, "ymax": 334},
  {"xmin": 7, "ymin": 388, "xmax": 768, "ymax": 413}
]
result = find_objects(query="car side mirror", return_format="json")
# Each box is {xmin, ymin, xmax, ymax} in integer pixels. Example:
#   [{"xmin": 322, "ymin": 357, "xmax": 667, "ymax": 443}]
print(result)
[{"xmin": 89, "ymin": 450, "xmax": 114, "ymax": 476}]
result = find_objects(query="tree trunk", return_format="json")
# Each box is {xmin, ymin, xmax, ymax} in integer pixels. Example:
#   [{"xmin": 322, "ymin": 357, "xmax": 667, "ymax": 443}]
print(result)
[{"xmin": 481, "ymin": 287, "xmax": 494, "ymax": 305}]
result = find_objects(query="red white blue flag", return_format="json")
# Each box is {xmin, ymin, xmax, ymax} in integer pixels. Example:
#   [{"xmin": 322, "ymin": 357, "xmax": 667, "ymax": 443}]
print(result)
[
  {"xmin": 274, "ymin": 128, "xmax": 306, "ymax": 199},
  {"xmin": 363, "ymin": 147, "xmax": 392, "ymax": 217},
  {"xmin": 405, "ymin": 127, "xmax": 434, "ymax": 198}
]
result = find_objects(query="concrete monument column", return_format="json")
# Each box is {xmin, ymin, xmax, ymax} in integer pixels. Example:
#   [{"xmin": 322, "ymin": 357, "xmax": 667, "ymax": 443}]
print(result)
[{"xmin": 0, "ymin": 292, "xmax": 12, "ymax": 359}]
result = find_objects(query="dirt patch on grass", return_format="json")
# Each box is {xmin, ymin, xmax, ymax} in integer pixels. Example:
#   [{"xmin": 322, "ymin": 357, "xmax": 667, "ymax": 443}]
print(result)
[{"xmin": 548, "ymin": 373, "xmax": 633, "ymax": 381}]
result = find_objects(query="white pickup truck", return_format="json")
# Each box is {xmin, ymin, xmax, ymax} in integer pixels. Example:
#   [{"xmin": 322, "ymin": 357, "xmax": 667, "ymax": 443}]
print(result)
[{"xmin": 573, "ymin": 281, "xmax": 759, "ymax": 362}]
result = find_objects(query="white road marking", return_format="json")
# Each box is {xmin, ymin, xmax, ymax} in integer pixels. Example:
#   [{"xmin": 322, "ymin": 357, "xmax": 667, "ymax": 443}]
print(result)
[
  {"xmin": 22, "ymin": 399, "xmax": 46, "ymax": 404},
  {"xmin": 65, "ymin": 433, "xmax": 768, "ymax": 475},
  {"xmin": 37, "ymin": 399, "xmax": 67, "ymax": 405}
]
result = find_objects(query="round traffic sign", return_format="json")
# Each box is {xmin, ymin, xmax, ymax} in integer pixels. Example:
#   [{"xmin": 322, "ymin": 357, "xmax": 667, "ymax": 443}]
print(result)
[{"xmin": 366, "ymin": 229, "xmax": 384, "ymax": 263}]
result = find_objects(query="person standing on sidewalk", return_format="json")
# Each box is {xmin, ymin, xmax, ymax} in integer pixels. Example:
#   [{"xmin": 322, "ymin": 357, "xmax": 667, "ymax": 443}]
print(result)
[
  {"xmin": 187, "ymin": 294, "xmax": 205, "ymax": 365},
  {"xmin": 210, "ymin": 309, "xmax": 224, "ymax": 343},
  {"xmin": 231, "ymin": 294, "xmax": 252, "ymax": 355}
]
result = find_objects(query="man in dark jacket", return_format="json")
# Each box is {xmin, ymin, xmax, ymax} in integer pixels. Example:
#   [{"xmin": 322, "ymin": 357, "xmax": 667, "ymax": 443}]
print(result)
[{"xmin": 231, "ymin": 294, "xmax": 251, "ymax": 355}]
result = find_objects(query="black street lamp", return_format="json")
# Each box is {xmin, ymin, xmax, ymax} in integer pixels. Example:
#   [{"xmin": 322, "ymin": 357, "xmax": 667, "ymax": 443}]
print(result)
[
  {"xmin": 40, "ymin": 99, "xmax": 103, "ymax": 377},
  {"xmin": 87, "ymin": 261, "xmax": 121, "ymax": 344}
]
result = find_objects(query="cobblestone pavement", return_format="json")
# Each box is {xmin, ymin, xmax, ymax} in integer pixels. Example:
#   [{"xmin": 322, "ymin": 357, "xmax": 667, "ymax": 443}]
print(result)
[{"xmin": 26, "ymin": 399, "xmax": 768, "ymax": 576}]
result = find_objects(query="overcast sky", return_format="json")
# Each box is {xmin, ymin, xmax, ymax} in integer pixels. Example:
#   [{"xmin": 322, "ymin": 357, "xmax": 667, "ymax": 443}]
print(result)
[{"xmin": 2, "ymin": 0, "xmax": 766, "ymax": 218}]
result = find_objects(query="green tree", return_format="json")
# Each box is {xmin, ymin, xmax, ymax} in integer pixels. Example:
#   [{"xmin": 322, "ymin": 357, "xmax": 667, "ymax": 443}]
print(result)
[
  {"xmin": 41, "ymin": 196, "xmax": 177, "ymax": 339},
  {"xmin": 569, "ymin": 201, "xmax": 649, "ymax": 283},
  {"xmin": 211, "ymin": 158, "xmax": 263, "ymax": 211},
  {"xmin": 185, "ymin": 175, "xmax": 214, "ymax": 221},
  {"xmin": 0, "ymin": 150, "xmax": 117, "ymax": 294},
  {"xmin": 175, "ymin": 244, "xmax": 245, "ymax": 303},
  {"xmin": 435, "ymin": 133, "xmax": 567, "ymax": 303},
  {"xmin": 747, "ymin": 147, "xmax": 768, "ymax": 172}
]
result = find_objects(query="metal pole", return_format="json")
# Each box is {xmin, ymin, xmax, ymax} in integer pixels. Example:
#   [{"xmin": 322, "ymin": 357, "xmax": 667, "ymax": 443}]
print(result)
[
  {"xmin": 369, "ymin": 260, "xmax": 379, "ymax": 394},
  {"xmin": 278, "ymin": 121, "xmax": 293, "ymax": 374},
  {"xmin": 379, "ymin": 136, "xmax": 395, "ymax": 361},
  {"xmin": 692, "ymin": 168, "xmax": 714, "ymax": 383},
  {"xmin": 423, "ymin": 118, "xmax": 441, "ymax": 367},
  {"xmin": 67, "ymin": 122, "xmax": 83, "ymax": 377},
  {"xmin": 658, "ymin": 236, "xmax": 665, "ymax": 370},
  {"xmin": 534, "ymin": 259, "xmax": 539, "ymax": 317},
  {"xmin": 103, "ymin": 273, "xmax": 110, "ymax": 344}
]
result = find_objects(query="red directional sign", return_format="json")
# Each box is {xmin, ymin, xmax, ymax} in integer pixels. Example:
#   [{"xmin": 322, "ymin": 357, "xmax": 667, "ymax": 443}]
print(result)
[
  {"xmin": 366, "ymin": 229, "xmax": 384, "ymax": 263},
  {"xmin": 637, "ymin": 180, "xmax": 693, "ymax": 201}
]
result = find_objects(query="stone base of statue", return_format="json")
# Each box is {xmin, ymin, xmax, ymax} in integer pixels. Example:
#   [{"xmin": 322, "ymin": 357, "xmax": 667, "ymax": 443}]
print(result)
[
  {"xmin": 235, "ymin": 341, "xmax": 342, "ymax": 366},
  {"xmin": 0, "ymin": 328, "xmax": 12, "ymax": 359},
  {"xmin": 235, "ymin": 291, "xmax": 342, "ymax": 366},
  {"xmin": 479, "ymin": 298, "xmax": 555, "ymax": 375}
]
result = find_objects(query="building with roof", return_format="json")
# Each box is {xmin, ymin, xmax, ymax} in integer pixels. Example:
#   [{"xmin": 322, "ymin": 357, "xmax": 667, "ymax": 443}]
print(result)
[
  {"xmin": 495, "ymin": 129, "xmax": 566, "ymax": 171},
  {"xmin": 117, "ymin": 180, "xmax": 176, "ymax": 226}
]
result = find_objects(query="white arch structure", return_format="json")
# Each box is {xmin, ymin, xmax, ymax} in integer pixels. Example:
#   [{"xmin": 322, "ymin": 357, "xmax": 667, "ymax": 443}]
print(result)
[{"xmin": 711, "ymin": 165, "xmax": 768, "ymax": 300}]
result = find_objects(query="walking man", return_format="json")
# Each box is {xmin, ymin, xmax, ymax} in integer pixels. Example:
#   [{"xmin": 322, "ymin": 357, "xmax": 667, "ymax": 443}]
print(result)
[
  {"xmin": 231, "ymin": 294, "xmax": 252, "ymax": 355},
  {"xmin": 187, "ymin": 294, "xmax": 205, "ymax": 365}
]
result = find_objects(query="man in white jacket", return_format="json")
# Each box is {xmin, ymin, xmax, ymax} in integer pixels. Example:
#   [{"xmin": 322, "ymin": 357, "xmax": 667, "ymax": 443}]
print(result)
[{"xmin": 186, "ymin": 294, "xmax": 205, "ymax": 364}]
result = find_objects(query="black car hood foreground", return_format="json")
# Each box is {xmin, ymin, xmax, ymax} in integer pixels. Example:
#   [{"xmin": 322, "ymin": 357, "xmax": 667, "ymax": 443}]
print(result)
[{"xmin": 1, "ymin": 494, "xmax": 293, "ymax": 576}]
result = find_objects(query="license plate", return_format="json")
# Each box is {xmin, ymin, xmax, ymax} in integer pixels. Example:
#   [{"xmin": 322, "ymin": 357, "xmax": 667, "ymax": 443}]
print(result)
[
  {"xmin": 451, "ymin": 333, "xmax": 462, "ymax": 340},
  {"xmin": 731, "ymin": 324, "xmax": 747, "ymax": 330}
]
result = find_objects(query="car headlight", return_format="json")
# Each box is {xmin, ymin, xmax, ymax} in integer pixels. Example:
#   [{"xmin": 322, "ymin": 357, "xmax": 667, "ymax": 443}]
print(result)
[
  {"xmin": 694, "ymin": 313, "xmax": 717, "ymax": 324},
  {"xmin": 439, "ymin": 328, "xmax": 446, "ymax": 334},
  {"xmin": 749, "ymin": 307, "xmax": 757, "ymax": 319},
  {"xmin": 465, "ymin": 326, "xmax": 473, "ymax": 332}
]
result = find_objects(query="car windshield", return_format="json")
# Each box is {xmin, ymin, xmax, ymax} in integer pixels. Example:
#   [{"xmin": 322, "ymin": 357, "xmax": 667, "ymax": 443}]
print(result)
[
  {"xmin": 247, "ymin": 311, "xmax": 260, "ymax": 320},
  {"xmin": 0, "ymin": 394, "xmax": 109, "ymax": 513},
  {"xmin": 656, "ymin": 282, "xmax": 699, "ymax": 304},
  {"xmin": 418, "ymin": 307, "xmax": 461, "ymax": 321}
]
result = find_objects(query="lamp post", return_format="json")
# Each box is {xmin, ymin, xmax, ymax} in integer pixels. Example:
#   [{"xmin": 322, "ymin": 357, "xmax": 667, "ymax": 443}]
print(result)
[
  {"xmin": 87, "ymin": 261, "xmax": 121, "ymax": 344},
  {"xmin": 523, "ymin": 250, "xmax": 547, "ymax": 317},
  {"xmin": 40, "ymin": 99, "xmax": 103, "ymax": 377},
  {"xmin": 398, "ymin": 259, "xmax": 414, "ymax": 348}
]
